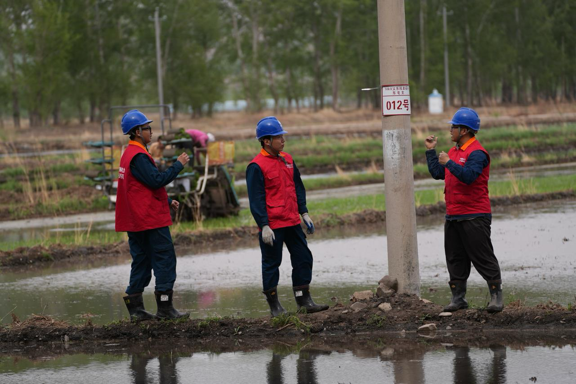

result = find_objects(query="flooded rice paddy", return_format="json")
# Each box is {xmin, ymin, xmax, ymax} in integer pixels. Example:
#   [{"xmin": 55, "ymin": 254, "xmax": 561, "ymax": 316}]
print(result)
[{"xmin": 1, "ymin": 199, "xmax": 574, "ymax": 326}]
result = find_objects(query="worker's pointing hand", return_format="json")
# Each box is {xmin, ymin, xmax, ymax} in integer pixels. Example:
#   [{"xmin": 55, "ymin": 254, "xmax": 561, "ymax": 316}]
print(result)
[
  {"xmin": 261, "ymin": 225, "xmax": 275, "ymax": 246},
  {"xmin": 425, "ymin": 135, "xmax": 437, "ymax": 150},
  {"xmin": 177, "ymin": 152, "xmax": 190, "ymax": 166},
  {"xmin": 302, "ymin": 213, "xmax": 315, "ymax": 234}
]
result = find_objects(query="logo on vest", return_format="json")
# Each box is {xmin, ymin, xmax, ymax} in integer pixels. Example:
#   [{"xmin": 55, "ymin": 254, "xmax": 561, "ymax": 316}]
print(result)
[
  {"xmin": 118, "ymin": 166, "xmax": 125, "ymax": 179},
  {"xmin": 459, "ymin": 158, "xmax": 466, "ymax": 164},
  {"xmin": 286, "ymin": 163, "xmax": 293, "ymax": 168}
]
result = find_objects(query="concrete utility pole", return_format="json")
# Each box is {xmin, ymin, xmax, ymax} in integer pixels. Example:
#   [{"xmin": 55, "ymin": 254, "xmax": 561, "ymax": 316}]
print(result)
[
  {"xmin": 443, "ymin": 3, "xmax": 450, "ymax": 107},
  {"xmin": 377, "ymin": 0, "xmax": 420, "ymax": 295},
  {"xmin": 154, "ymin": 8, "xmax": 165, "ymax": 134}
]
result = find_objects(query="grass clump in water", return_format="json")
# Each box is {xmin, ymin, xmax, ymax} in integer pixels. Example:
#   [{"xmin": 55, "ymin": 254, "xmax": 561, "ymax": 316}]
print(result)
[
  {"xmin": 270, "ymin": 312, "xmax": 310, "ymax": 332},
  {"xmin": 367, "ymin": 314, "xmax": 387, "ymax": 328},
  {"xmin": 197, "ymin": 315, "xmax": 222, "ymax": 328}
]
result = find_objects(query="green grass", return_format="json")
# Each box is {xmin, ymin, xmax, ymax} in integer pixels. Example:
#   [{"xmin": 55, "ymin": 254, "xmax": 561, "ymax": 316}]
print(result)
[
  {"xmin": 306, "ymin": 173, "xmax": 576, "ymax": 216},
  {"xmin": 197, "ymin": 316, "xmax": 222, "ymax": 328},
  {"xmin": 367, "ymin": 314, "xmax": 387, "ymax": 327},
  {"xmin": 1, "ymin": 172, "xmax": 573, "ymax": 252},
  {"xmin": 235, "ymin": 172, "xmax": 385, "ymax": 197},
  {"xmin": 0, "ymin": 229, "xmax": 125, "ymax": 252},
  {"xmin": 270, "ymin": 312, "xmax": 310, "ymax": 332},
  {"xmin": 231, "ymin": 123, "xmax": 576, "ymax": 175},
  {"xmin": 0, "ymin": 180, "xmax": 23, "ymax": 192},
  {"xmin": 1, "ymin": 167, "xmax": 26, "ymax": 178},
  {"xmin": 5, "ymin": 195, "xmax": 111, "ymax": 221}
]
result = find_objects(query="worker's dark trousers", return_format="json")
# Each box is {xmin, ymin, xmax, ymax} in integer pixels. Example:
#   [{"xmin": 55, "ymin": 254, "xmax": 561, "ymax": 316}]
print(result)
[
  {"xmin": 444, "ymin": 216, "xmax": 502, "ymax": 282},
  {"xmin": 260, "ymin": 224, "xmax": 313, "ymax": 291},
  {"xmin": 125, "ymin": 226, "xmax": 177, "ymax": 295}
]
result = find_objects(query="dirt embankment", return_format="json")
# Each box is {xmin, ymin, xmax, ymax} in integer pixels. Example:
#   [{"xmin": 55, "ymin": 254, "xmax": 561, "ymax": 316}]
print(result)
[
  {"xmin": 1, "ymin": 292, "xmax": 575, "ymax": 346},
  {"xmin": 1, "ymin": 191, "xmax": 574, "ymax": 269},
  {"xmin": 3, "ymin": 107, "xmax": 576, "ymax": 152}
]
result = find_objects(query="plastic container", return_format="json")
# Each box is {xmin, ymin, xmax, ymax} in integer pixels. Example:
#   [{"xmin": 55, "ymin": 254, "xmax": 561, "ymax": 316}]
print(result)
[{"xmin": 428, "ymin": 89, "xmax": 443, "ymax": 114}]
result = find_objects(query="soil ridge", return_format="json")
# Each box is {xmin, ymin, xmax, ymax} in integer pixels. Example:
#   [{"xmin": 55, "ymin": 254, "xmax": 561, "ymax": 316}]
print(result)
[{"xmin": 1, "ymin": 293, "xmax": 574, "ymax": 345}]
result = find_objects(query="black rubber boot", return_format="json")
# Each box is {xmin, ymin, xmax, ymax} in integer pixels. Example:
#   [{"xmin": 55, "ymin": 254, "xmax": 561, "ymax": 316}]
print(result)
[
  {"xmin": 155, "ymin": 290, "xmax": 190, "ymax": 320},
  {"xmin": 293, "ymin": 285, "xmax": 329, "ymax": 314},
  {"xmin": 123, "ymin": 294, "xmax": 157, "ymax": 322},
  {"xmin": 486, "ymin": 281, "xmax": 504, "ymax": 313},
  {"xmin": 443, "ymin": 280, "xmax": 469, "ymax": 312},
  {"xmin": 263, "ymin": 287, "xmax": 287, "ymax": 317}
]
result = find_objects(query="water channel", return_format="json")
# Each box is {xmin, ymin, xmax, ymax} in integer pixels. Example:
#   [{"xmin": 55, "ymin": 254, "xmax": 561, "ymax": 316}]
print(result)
[
  {"xmin": 1, "ymin": 199, "xmax": 574, "ymax": 326},
  {"xmin": 1, "ymin": 337, "xmax": 575, "ymax": 383},
  {"xmin": 1, "ymin": 199, "xmax": 575, "ymax": 383}
]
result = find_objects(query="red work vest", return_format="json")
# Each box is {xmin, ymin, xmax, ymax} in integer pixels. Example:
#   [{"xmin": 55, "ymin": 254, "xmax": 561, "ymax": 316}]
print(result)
[
  {"xmin": 115, "ymin": 141, "xmax": 172, "ymax": 232},
  {"xmin": 445, "ymin": 137, "xmax": 491, "ymax": 216},
  {"xmin": 250, "ymin": 149, "xmax": 301, "ymax": 230}
]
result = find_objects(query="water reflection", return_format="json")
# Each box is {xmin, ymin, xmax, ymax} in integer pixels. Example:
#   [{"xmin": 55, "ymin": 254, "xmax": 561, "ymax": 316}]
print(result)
[
  {"xmin": 389, "ymin": 346, "xmax": 426, "ymax": 383},
  {"xmin": 448, "ymin": 344, "xmax": 507, "ymax": 384},
  {"xmin": 130, "ymin": 352, "xmax": 186, "ymax": 384},
  {"xmin": 266, "ymin": 353, "xmax": 285, "ymax": 384},
  {"xmin": 1, "ymin": 337, "xmax": 575, "ymax": 384},
  {"xmin": 296, "ymin": 349, "xmax": 331, "ymax": 384}
]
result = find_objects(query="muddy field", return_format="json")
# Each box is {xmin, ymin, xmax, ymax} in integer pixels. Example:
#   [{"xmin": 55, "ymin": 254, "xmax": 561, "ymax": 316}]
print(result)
[
  {"xmin": 1, "ymin": 292, "xmax": 575, "ymax": 346},
  {"xmin": 2, "ymin": 108, "xmax": 576, "ymax": 225},
  {"xmin": 1, "ymin": 191, "xmax": 574, "ymax": 269},
  {"xmin": 3, "ymin": 106, "xmax": 576, "ymax": 149}
]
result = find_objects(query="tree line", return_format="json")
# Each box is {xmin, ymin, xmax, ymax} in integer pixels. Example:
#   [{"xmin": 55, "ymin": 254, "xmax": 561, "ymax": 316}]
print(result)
[{"xmin": 0, "ymin": 0, "xmax": 575, "ymax": 128}]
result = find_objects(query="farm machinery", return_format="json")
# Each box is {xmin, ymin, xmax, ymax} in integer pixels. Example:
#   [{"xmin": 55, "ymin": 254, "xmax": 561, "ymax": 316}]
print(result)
[{"xmin": 83, "ymin": 105, "xmax": 240, "ymax": 222}]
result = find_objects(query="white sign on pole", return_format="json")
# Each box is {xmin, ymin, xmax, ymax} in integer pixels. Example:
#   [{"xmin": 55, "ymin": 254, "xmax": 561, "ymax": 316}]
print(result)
[{"xmin": 382, "ymin": 84, "xmax": 411, "ymax": 116}]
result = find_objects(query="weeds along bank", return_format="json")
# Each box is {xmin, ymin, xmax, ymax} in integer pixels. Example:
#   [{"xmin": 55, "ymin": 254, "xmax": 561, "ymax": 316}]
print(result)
[
  {"xmin": 0, "ymin": 123, "xmax": 575, "ymax": 222},
  {"xmin": 1, "ymin": 292, "xmax": 575, "ymax": 344}
]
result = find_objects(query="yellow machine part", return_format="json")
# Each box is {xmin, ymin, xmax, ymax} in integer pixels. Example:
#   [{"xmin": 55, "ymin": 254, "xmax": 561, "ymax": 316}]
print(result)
[{"xmin": 207, "ymin": 141, "xmax": 235, "ymax": 165}]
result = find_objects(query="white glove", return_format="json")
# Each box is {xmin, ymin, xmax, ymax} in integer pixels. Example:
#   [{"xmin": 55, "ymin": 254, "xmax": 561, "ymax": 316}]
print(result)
[
  {"xmin": 302, "ymin": 213, "xmax": 315, "ymax": 234},
  {"xmin": 261, "ymin": 225, "xmax": 275, "ymax": 246}
]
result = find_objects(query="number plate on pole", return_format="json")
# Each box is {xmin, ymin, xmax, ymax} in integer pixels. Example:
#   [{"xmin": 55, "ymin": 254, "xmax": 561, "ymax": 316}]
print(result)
[{"xmin": 382, "ymin": 84, "xmax": 411, "ymax": 116}]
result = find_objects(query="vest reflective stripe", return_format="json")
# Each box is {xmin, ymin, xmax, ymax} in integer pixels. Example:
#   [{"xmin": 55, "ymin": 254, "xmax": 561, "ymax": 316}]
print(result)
[
  {"xmin": 445, "ymin": 139, "xmax": 491, "ymax": 216},
  {"xmin": 250, "ymin": 152, "xmax": 301, "ymax": 230},
  {"xmin": 115, "ymin": 144, "xmax": 172, "ymax": 232}
]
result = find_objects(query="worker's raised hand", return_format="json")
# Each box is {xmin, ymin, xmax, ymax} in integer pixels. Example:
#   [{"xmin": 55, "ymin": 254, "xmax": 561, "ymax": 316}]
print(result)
[
  {"xmin": 261, "ymin": 225, "xmax": 275, "ymax": 246},
  {"xmin": 439, "ymin": 151, "xmax": 449, "ymax": 165},
  {"xmin": 170, "ymin": 200, "xmax": 179, "ymax": 211},
  {"xmin": 425, "ymin": 135, "xmax": 437, "ymax": 150},
  {"xmin": 177, "ymin": 152, "xmax": 190, "ymax": 166},
  {"xmin": 302, "ymin": 213, "xmax": 315, "ymax": 234}
]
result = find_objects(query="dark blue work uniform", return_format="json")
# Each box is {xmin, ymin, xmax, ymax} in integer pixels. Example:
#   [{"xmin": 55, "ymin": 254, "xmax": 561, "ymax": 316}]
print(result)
[
  {"xmin": 246, "ymin": 161, "xmax": 312, "ymax": 291},
  {"xmin": 125, "ymin": 154, "xmax": 182, "ymax": 295},
  {"xmin": 426, "ymin": 147, "xmax": 501, "ymax": 282}
]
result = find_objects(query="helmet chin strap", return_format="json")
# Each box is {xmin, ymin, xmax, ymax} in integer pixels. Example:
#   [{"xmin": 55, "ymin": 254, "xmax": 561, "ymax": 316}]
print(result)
[
  {"xmin": 136, "ymin": 126, "xmax": 148, "ymax": 150},
  {"xmin": 456, "ymin": 128, "xmax": 471, "ymax": 145}
]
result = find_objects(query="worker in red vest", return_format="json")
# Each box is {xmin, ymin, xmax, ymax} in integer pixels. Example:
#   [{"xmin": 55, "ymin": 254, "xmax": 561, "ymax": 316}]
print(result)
[
  {"xmin": 246, "ymin": 116, "xmax": 329, "ymax": 317},
  {"xmin": 116, "ymin": 109, "xmax": 190, "ymax": 321},
  {"xmin": 425, "ymin": 107, "xmax": 503, "ymax": 313}
]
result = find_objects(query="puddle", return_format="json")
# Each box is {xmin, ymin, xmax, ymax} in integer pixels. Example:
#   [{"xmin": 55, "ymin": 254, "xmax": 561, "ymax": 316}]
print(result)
[
  {"xmin": 1, "ymin": 338, "xmax": 575, "ymax": 383},
  {"xmin": 1, "ymin": 199, "xmax": 574, "ymax": 325}
]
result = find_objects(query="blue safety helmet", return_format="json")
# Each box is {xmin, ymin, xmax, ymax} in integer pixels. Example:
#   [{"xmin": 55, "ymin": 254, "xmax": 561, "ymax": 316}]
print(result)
[
  {"xmin": 256, "ymin": 116, "xmax": 288, "ymax": 140},
  {"xmin": 448, "ymin": 107, "xmax": 480, "ymax": 131},
  {"xmin": 121, "ymin": 109, "xmax": 153, "ymax": 135}
]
